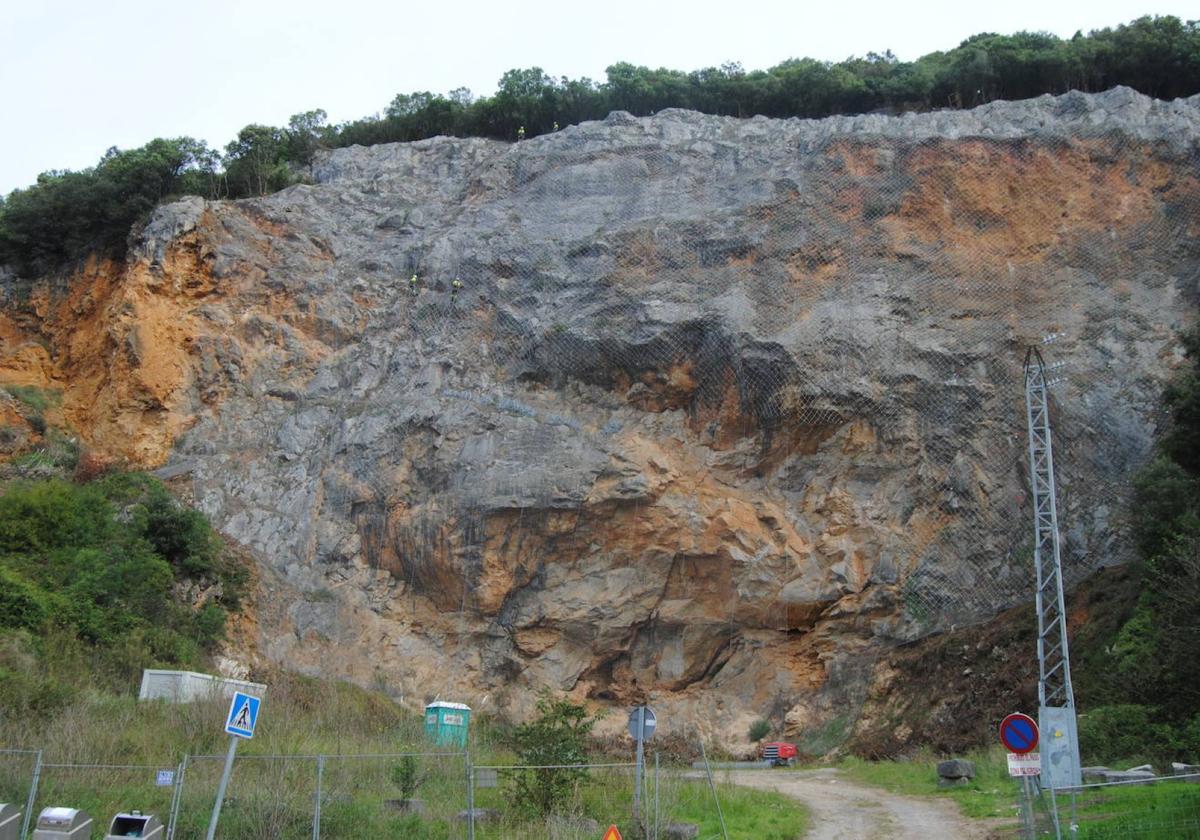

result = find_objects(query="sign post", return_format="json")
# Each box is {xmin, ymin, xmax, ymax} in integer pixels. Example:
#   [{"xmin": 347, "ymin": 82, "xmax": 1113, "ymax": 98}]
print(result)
[
  {"xmin": 627, "ymin": 706, "xmax": 656, "ymax": 834},
  {"xmin": 206, "ymin": 691, "xmax": 262, "ymax": 840},
  {"xmin": 1000, "ymin": 713, "xmax": 1040, "ymax": 840}
]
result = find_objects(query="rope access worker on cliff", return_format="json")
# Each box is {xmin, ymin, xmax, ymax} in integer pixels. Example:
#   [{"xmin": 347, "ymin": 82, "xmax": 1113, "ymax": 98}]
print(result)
[
  {"xmin": 451, "ymin": 278, "xmax": 463, "ymax": 300},
  {"xmin": 517, "ymin": 125, "xmax": 526, "ymax": 141},
  {"xmin": 409, "ymin": 273, "xmax": 419, "ymax": 296}
]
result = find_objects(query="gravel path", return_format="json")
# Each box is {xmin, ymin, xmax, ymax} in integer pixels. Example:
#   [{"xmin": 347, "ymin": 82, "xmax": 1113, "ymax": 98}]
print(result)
[{"xmin": 725, "ymin": 767, "xmax": 1000, "ymax": 840}]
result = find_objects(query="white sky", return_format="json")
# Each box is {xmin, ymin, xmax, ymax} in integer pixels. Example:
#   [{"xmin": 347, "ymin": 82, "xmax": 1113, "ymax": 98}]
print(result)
[{"xmin": 1, "ymin": 0, "xmax": 1194, "ymax": 195}]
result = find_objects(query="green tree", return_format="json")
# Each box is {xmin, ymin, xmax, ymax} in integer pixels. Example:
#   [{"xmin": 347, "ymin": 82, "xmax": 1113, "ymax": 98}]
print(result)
[
  {"xmin": 224, "ymin": 124, "xmax": 292, "ymax": 197},
  {"xmin": 285, "ymin": 109, "xmax": 330, "ymax": 168}
]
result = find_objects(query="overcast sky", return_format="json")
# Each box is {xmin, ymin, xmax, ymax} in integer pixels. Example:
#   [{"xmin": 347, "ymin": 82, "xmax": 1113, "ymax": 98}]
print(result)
[{"xmin": 1, "ymin": 0, "xmax": 1194, "ymax": 195}]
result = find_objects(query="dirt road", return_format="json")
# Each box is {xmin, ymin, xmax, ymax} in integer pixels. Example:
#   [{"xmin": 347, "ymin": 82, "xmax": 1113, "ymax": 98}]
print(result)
[{"xmin": 726, "ymin": 767, "xmax": 999, "ymax": 840}]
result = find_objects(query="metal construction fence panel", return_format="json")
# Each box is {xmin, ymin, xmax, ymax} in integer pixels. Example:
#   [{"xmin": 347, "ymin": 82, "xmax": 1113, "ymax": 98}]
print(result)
[
  {"xmin": 1044, "ymin": 773, "xmax": 1200, "ymax": 839},
  {"xmin": 172, "ymin": 753, "xmax": 317, "ymax": 840},
  {"xmin": 170, "ymin": 751, "xmax": 468, "ymax": 840},
  {"xmin": 468, "ymin": 760, "xmax": 732, "ymax": 840},
  {"xmin": 315, "ymin": 752, "xmax": 468, "ymax": 840},
  {"xmin": 0, "ymin": 749, "xmax": 739, "ymax": 840},
  {"xmin": 30, "ymin": 761, "xmax": 178, "ymax": 835},
  {"xmin": 0, "ymin": 750, "xmax": 37, "ymax": 809},
  {"xmin": 0, "ymin": 749, "xmax": 39, "ymax": 837}
]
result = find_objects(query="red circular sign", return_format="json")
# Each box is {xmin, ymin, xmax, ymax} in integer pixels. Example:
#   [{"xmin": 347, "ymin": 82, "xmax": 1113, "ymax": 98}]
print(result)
[{"xmin": 999, "ymin": 712, "xmax": 1039, "ymax": 754}]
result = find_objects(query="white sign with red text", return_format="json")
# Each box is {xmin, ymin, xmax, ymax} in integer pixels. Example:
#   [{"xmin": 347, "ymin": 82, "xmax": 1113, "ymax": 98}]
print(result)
[{"xmin": 1007, "ymin": 752, "xmax": 1042, "ymax": 777}]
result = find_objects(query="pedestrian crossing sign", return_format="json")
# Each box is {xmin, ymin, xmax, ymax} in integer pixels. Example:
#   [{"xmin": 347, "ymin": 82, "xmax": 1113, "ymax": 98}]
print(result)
[{"xmin": 225, "ymin": 691, "xmax": 262, "ymax": 739}]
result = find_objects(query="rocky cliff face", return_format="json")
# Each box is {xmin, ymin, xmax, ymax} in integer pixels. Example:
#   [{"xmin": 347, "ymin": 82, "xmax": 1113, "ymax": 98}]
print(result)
[{"xmin": 2, "ymin": 88, "xmax": 1198, "ymax": 744}]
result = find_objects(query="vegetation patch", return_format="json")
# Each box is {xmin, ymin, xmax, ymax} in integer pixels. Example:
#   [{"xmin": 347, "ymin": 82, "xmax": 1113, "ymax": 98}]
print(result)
[{"xmin": 0, "ymin": 472, "xmax": 244, "ymax": 718}]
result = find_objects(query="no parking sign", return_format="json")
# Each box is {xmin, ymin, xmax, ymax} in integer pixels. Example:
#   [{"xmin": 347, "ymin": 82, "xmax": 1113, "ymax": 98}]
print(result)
[{"xmin": 999, "ymin": 712, "xmax": 1039, "ymax": 754}]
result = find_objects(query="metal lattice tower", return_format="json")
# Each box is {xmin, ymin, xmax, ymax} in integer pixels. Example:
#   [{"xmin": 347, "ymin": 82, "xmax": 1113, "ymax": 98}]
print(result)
[
  {"xmin": 1024, "ymin": 346, "xmax": 1081, "ymax": 792},
  {"xmin": 1024, "ymin": 346, "xmax": 1075, "ymax": 709}
]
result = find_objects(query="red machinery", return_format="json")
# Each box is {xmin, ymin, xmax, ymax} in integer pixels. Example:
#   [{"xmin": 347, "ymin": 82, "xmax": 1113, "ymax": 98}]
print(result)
[{"xmin": 759, "ymin": 742, "xmax": 799, "ymax": 766}]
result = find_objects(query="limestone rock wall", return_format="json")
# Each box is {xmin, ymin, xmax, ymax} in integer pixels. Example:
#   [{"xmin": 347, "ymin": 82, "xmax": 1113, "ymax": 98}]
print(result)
[{"xmin": 2, "ymin": 87, "xmax": 1198, "ymax": 744}]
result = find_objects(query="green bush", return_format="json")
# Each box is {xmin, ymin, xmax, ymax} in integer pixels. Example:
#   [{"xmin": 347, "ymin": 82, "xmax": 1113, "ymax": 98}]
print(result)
[
  {"xmin": 135, "ymin": 482, "xmax": 221, "ymax": 577},
  {"xmin": 749, "ymin": 718, "xmax": 771, "ymax": 742},
  {"xmin": 1078, "ymin": 705, "xmax": 1180, "ymax": 766},
  {"xmin": 390, "ymin": 755, "xmax": 424, "ymax": 800},
  {"xmin": 0, "ymin": 475, "xmax": 241, "ymax": 689},
  {"xmin": 0, "ymin": 567, "xmax": 48, "ymax": 631},
  {"xmin": 1079, "ymin": 326, "xmax": 1200, "ymax": 758}
]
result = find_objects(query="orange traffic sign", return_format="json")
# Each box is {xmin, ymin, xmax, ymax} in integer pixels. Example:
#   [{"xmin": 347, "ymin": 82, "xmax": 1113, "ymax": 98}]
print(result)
[{"xmin": 602, "ymin": 826, "xmax": 622, "ymax": 840}]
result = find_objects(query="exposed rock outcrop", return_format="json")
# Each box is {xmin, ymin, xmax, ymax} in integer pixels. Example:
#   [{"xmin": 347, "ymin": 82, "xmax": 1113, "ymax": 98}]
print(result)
[{"xmin": 2, "ymin": 88, "xmax": 1198, "ymax": 744}]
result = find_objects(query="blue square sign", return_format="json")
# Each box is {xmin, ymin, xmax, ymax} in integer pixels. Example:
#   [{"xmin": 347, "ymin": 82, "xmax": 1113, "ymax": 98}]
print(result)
[{"xmin": 225, "ymin": 691, "xmax": 262, "ymax": 739}]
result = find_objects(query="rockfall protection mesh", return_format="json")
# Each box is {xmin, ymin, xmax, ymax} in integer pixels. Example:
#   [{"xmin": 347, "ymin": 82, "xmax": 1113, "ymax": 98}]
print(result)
[{"xmin": 302, "ymin": 101, "xmax": 1199, "ymax": 636}]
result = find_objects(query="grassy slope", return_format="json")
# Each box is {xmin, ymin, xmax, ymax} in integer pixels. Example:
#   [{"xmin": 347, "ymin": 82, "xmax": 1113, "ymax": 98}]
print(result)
[{"xmin": 0, "ymin": 669, "xmax": 807, "ymax": 839}]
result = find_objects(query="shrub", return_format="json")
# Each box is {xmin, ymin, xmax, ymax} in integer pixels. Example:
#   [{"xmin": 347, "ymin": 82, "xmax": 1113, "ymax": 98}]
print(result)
[
  {"xmin": 0, "ymin": 476, "xmax": 240, "ymax": 687},
  {"xmin": 1078, "ymin": 705, "xmax": 1179, "ymax": 766},
  {"xmin": 509, "ymin": 693, "xmax": 599, "ymax": 816},
  {"xmin": 390, "ymin": 755, "xmax": 425, "ymax": 800},
  {"xmin": 749, "ymin": 718, "xmax": 771, "ymax": 742},
  {"xmin": 0, "ymin": 567, "xmax": 48, "ymax": 630},
  {"xmin": 135, "ymin": 483, "xmax": 221, "ymax": 578}
]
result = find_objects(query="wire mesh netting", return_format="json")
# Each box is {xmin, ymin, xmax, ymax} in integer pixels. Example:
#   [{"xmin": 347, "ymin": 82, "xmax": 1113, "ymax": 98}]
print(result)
[
  {"xmin": 173, "ymin": 751, "xmax": 468, "ymax": 840},
  {"xmin": 284, "ymin": 98, "xmax": 1200, "ymax": 637},
  {"xmin": 0, "ymin": 749, "xmax": 36, "ymax": 812},
  {"xmin": 1038, "ymin": 774, "xmax": 1200, "ymax": 839},
  {"xmin": 317, "ymin": 753, "xmax": 469, "ymax": 839},
  {"xmin": 469, "ymin": 760, "xmax": 740, "ymax": 840},
  {"xmin": 174, "ymin": 754, "xmax": 317, "ymax": 840}
]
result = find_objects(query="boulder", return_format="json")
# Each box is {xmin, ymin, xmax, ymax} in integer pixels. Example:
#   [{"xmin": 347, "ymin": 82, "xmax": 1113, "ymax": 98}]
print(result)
[
  {"xmin": 937, "ymin": 776, "xmax": 971, "ymax": 788},
  {"xmin": 665, "ymin": 824, "xmax": 700, "ymax": 840},
  {"xmin": 936, "ymin": 759, "xmax": 976, "ymax": 780}
]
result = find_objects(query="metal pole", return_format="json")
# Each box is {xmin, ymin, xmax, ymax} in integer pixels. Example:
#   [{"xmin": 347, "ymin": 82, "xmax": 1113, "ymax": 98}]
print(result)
[
  {"xmin": 466, "ymin": 750, "xmax": 475, "ymax": 840},
  {"xmin": 312, "ymin": 755, "xmax": 324, "ymax": 840},
  {"xmin": 653, "ymin": 751, "xmax": 660, "ymax": 840},
  {"xmin": 205, "ymin": 736, "xmax": 239, "ymax": 840},
  {"xmin": 633, "ymin": 707, "xmax": 645, "ymax": 831},
  {"xmin": 698, "ymin": 736, "xmax": 729, "ymax": 840},
  {"xmin": 1048, "ymin": 783, "xmax": 1063, "ymax": 840},
  {"xmin": 1020, "ymin": 776, "xmax": 1035, "ymax": 840},
  {"xmin": 167, "ymin": 754, "xmax": 188, "ymax": 840},
  {"xmin": 21, "ymin": 750, "xmax": 41, "ymax": 839}
]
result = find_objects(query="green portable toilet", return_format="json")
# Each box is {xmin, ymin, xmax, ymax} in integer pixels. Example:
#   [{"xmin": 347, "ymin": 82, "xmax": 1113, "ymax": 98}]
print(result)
[{"xmin": 424, "ymin": 701, "xmax": 471, "ymax": 748}]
